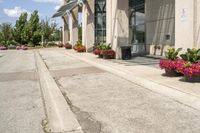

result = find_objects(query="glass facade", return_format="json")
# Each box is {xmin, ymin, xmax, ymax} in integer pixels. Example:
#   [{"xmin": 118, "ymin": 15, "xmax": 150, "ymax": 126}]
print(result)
[
  {"xmin": 129, "ymin": 0, "xmax": 145, "ymax": 46},
  {"xmin": 95, "ymin": 0, "xmax": 106, "ymax": 43}
]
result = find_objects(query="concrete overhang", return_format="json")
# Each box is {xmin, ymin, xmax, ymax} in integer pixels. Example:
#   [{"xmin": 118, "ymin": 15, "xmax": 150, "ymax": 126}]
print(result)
[{"xmin": 52, "ymin": 0, "xmax": 85, "ymax": 18}]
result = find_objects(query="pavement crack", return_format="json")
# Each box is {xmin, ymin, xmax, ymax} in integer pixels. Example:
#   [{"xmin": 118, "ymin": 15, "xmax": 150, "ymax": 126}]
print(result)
[{"xmin": 55, "ymin": 79, "xmax": 103, "ymax": 133}]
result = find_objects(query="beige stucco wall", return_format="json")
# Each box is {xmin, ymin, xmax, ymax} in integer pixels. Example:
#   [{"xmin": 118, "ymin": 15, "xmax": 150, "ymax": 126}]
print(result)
[
  {"xmin": 175, "ymin": 0, "xmax": 194, "ymax": 52},
  {"xmin": 82, "ymin": 0, "xmax": 95, "ymax": 51},
  {"xmin": 106, "ymin": 0, "xmax": 129, "ymax": 59},
  {"xmin": 146, "ymin": 0, "xmax": 175, "ymax": 55}
]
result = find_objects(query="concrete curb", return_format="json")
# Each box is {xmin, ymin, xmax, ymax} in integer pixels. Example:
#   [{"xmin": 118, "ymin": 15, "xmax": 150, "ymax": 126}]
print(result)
[
  {"xmin": 65, "ymin": 51, "xmax": 200, "ymax": 111},
  {"xmin": 35, "ymin": 51, "xmax": 83, "ymax": 133}
]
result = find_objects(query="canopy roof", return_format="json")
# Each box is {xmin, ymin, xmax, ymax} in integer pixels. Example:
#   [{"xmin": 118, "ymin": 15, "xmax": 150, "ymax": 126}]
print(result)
[{"xmin": 52, "ymin": 0, "xmax": 85, "ymax": 18}]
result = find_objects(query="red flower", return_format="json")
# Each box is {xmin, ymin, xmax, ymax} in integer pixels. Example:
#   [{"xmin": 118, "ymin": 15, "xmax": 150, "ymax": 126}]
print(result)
[
  {"xmin": 93, "ymin": 49, "xmax": 101, "ymax": 55},
  {"xmin": 159, "ymin": 58, "xmax": 186, "ymax": 72}
]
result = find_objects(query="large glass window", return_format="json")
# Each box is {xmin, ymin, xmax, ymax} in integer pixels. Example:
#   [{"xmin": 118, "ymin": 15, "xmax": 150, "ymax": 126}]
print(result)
[
  {"xmin": 129, "ymin": 0, "xmax": 145, "ymax": 44},
  {"xmin": 95, "ymin": 0, "xmax": 106, "ymax": 43}
]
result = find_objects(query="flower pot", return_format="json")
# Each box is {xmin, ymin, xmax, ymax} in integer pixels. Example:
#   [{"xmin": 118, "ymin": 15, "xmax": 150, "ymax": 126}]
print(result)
[
  {"xmin": 165, "ymin": 69, "xmax": 183, "ymax": 76},
  {"xmin": 184, "ymin": 75, "xmax": 200, "ymax": 82}
]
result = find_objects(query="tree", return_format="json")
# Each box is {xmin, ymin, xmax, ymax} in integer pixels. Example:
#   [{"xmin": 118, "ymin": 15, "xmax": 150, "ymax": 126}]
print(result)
[
  {"xmin": 40, "ymin": 18, "xmax": 57, "ymax": 42},
  {"xmin": 0, "ymin": 23, "xmax": 13, "ymax": 46},
  {"xmin": 13, "ymin": 12, "xmax": 28, "ymax": 44},
  {"xmin": 49, "ymin": 29, "xmax": 61, "ymax": 42},
  {"xmin": 28, "ymin": 10, "xmax": 41, "ymax": 45}
]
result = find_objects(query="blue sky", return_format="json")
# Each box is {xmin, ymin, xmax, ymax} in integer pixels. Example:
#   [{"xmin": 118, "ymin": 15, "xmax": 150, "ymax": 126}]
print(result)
[{"xmin": 0, "ymin": 0, "xmax": 63, "ymax": 26}]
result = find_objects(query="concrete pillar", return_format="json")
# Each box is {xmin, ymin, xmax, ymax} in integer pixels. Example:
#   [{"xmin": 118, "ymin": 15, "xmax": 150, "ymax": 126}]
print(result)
[
  {"xmin": 82, "ymin": 0, "xmax": 95, "ymax": 51},
  {"xmin": 175, "ymin": 0, "xmax": 195, "ymax": 51},
  {"xmin": 196, "ymin": 0, "xmax": 200, "ymax": 49},
  {"xmin": 69, "ymin": 8, "xmax": 79, "ymax": 46},
  {"xmin": 62, "ymin": 15, "xmax": 70, "ymax": 44},
  {"xmin": 106, "ymin": 0, "xmax": 129, "ymax": 59}
]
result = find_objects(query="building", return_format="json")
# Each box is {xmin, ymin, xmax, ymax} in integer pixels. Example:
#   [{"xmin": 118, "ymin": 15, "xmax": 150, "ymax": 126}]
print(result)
[{"xmin": 53, "ymin": 0, "xmax": 200, "ymax": 59}]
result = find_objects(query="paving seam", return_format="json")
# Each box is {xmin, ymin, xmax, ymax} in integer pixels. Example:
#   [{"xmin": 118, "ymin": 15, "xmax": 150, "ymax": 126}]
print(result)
[
  {"xmin": 64, "ymin": 51, "xmax": 200, "ymax": 112},
  {"xmin": 35, "ymin": 50, "xmax": 83, "ymax": 133}
]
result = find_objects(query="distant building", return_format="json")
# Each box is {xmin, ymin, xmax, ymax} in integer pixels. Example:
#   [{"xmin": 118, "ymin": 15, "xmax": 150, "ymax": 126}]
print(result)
[{"xmin": 53, "ymin": 0, "xmax": 200, "ymax": 58}]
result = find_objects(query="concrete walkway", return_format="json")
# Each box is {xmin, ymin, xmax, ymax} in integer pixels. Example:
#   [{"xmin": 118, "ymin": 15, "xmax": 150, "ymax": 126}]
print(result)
[
  {"xmin": 59, "ymin": 49, "xmax": 200, "ymax": 110},
  {"xmin": 39, "ymin": 48, "xmax": 200, "ymax": 133}
]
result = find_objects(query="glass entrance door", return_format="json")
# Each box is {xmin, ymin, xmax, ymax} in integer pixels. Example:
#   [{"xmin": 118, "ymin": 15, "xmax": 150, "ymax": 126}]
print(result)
[{"xmin": 129, "ymin": 0, "xmax": 146, "ymax": 55}]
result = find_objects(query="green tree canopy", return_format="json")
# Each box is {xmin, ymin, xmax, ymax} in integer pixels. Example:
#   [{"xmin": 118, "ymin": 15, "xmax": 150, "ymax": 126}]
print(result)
[
  {"xmin": 13, "ymin": 12, "xmax": 28, "ymax": 44},
  {"xmin": 41, "ymin": 18, "xmax": 57, "ymax": 41},
  {"xmin": 28, "ymin": 10, "xmax": 41, "ymax": 45},
  {"xmin": 0, "ymin": 23, "xmax": 13, "ymax": 46}
]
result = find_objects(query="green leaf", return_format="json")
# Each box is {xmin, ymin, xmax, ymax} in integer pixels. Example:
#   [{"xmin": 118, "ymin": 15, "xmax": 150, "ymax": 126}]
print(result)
[
  {"xmin": 180, "ymin": 54, "xmax": 187, "ymax": 61},
  {"xmin": 176, "ymin": 48, "xmax": 182, "ymax": 53},
  {"xmin": 197, "ymin": 50, "xmax": 200, "ymax": 56},
  {"xmin": 164, "ymin": 52, "xmax": 169, "ymax": 59}
]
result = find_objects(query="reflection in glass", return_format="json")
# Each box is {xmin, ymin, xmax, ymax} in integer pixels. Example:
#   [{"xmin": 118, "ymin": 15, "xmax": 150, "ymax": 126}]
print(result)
[
  {"xmin": 129, "ymin": 0, "xmax": 145, "ymax": 44},
  {"xmin": 95, "ymin": 0, "xmax": 106, "ymax": 43}
]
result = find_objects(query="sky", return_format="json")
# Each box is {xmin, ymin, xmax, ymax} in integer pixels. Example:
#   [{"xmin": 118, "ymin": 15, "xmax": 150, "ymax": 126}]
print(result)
[{"xmin": 0, "ymin": 0, "xmax": 64, "ymax": 26}]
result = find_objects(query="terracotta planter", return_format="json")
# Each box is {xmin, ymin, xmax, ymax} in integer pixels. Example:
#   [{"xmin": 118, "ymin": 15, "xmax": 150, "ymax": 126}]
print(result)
[
  {"xmin": 184, "ymin": 75, "xmax": 200, "ymax": 82},
  {"xmin": 165, "ymin": 69, "xmax": 183, "ymax": 76}
]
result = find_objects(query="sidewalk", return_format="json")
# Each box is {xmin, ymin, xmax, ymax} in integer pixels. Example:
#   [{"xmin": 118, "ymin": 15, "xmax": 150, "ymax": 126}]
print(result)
[{"xmin": 58, "ymin": 49, "xmax": 200, "ymax": 111}]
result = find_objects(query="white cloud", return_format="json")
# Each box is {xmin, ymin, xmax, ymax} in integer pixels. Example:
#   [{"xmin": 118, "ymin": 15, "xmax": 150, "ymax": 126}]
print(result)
[
  {"xmin": 33, "ymin": 0, "xmax": 63, "ymax": 4},
  {"xmin": 54, "ymin": 5, "xmax": 61, "ymax": 10},
  {"xmin": 3, "ymin": 6, "xmax": 30, "ymax": 18}
]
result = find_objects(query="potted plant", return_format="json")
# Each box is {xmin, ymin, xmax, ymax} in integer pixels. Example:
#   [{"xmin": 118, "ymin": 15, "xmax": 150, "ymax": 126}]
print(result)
[
  {"xmin": 64, "ymin": 43, "xmax": 72, "ymax": 49},
  {"xmin": 159, "ymin": 48, "xmax": 183, "ymax": 76},
  {"xmin": 102, "ymin": 49, "xmax": 116, "ymax": 59},
  {"xmin": 76, "ymin": 46, "xmax": 86, "ymax": 52},
  {"xmin": 93, "ymin": 43, "xmax": 112, "ymax": 58},
  {"xmin": 93, "ymin": 43, "xmax": 104, "ymax": 58},
  {"xmin": 180, "ymin": 48, "xmax": 200, "ymax": 82},
  {"xmin": 73, "ymin": 40, "xmax": 86, "ymax": 53}
]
